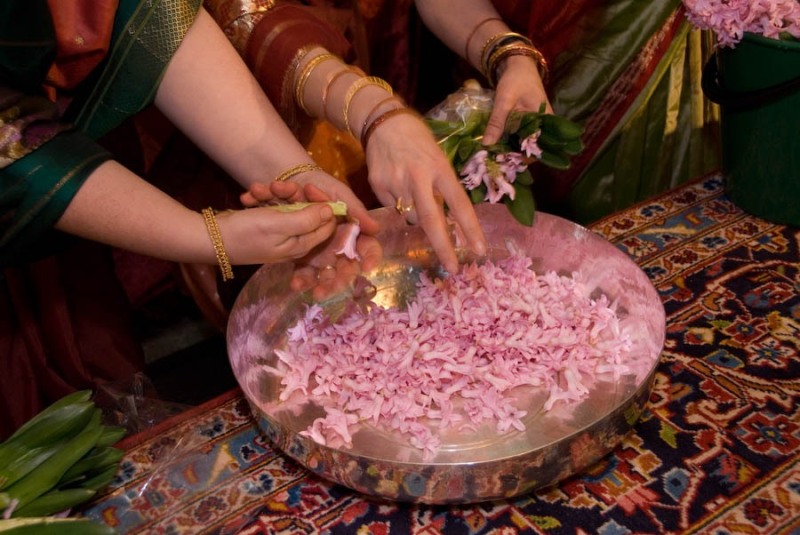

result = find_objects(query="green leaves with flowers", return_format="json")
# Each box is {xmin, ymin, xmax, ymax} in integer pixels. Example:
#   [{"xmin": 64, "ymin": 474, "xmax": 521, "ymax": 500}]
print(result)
[{"xmin": 426, "ymin": 103, "xmax": 585, "ymax": 226}]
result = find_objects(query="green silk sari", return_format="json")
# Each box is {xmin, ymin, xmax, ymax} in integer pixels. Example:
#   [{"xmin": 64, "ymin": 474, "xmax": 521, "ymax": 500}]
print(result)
[
  {"xmin": 0, "ymin": 0, "xmax": 201, "ymax": 266},
  {"xmin": 549, "ymin": 0, "xmax": 721, "ymax": 223},
  {"xmin": 370, "ymin": 0, "xmax": 722, "ymax": 224}
]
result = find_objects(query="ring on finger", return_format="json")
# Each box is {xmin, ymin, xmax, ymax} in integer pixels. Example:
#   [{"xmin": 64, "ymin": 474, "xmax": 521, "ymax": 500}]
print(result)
[{"xmin": 395, "ymin": 196, "xmax": 414, "ymax": 215}]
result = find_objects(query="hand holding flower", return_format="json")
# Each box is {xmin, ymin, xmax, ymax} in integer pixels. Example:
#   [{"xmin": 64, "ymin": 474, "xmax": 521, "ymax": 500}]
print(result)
[{"xmin": 426, "ymin": 83, "xmax": 584, "ymax": 226}]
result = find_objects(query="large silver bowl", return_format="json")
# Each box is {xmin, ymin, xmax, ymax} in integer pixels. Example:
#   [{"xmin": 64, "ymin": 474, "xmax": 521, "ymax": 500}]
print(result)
[{"xmin": 227, "ymin": 204, "xmax": 665, "ymax": 504}]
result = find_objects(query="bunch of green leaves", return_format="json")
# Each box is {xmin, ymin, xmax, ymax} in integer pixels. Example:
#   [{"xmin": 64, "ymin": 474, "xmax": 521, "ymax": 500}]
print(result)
[
  {"xmin": 0, "ymin": 391, "xmax": 125, "ymax": 531},
  {"xmin": 426, "ymin": 105, "xmax": 585, "ymax": 226}
]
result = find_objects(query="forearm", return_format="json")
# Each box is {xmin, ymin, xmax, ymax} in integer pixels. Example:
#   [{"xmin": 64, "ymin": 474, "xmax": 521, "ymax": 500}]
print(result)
[
  {"xmin": 54, "ymin": 160, "xmax": 212, "ymax": 264},
  {"xmin": 414, "ymin": 0, "xmax": 505, "ymax": 67},
  {"xmin": 295, "ymin": 48, "xmax": 403, "ymax": 145},
  {"xmin": 155, "ymin": 8, "xmax": 317, "ymax": 188}
]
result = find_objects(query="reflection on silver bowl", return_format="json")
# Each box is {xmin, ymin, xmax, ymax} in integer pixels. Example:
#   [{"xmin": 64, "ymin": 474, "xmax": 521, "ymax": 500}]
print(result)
[{"xmin": 227, "ymin": 204, "xmax": 665, "ymax": 504}]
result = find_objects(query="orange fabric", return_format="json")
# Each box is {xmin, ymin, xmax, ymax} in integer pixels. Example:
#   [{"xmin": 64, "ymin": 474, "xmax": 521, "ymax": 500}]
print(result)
[{"xmin": 44, "ymin": 0, "xmax": 119, "ymax": 96}]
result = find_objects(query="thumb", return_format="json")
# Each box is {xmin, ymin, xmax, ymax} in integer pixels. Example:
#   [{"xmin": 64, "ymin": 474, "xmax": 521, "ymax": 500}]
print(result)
[{"xmin": 482, "ymin": 106, "xmax": 508, "ymax": 146}]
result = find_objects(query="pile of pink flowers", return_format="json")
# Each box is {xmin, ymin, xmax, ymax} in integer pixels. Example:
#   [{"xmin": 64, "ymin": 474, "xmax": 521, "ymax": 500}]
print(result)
[
  {"xmin": 683, "ymin": 0, "xmax": 800, "ymax": 47},
  {"xmin": 271, "ymin": 253, "xmax": 632, "ymax": 459}
]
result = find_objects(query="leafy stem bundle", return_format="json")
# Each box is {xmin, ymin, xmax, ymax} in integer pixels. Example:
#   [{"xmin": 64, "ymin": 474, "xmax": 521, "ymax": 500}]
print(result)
[{"xmin": 426, "ymin": 88, "xmax": 584, "ymax": 226}]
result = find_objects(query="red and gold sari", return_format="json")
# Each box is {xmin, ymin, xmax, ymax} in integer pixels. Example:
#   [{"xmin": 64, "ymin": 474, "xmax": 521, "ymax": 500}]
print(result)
[{"xmin": 203, "ymin": 0, "xmax": 369, "ymax": 185}]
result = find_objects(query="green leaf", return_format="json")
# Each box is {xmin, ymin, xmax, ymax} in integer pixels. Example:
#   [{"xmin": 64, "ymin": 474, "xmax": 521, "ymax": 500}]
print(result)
[
  {"xmin": 504, "ymin": 184, "xmax": 535, "ymax": 226},
  {"xmin": 538, "ymin": 150, "xmax": 571, "ymax": 170},
  {"xmin": 537, "ymin": 130, "xmax": 568, "ymax": 149},
  {"xmin": 541, "ymin": 113, "xmax": 584, "ymax": 141},
  {"xmin": 457, "ymin": 138, "xmax": 480, "ymax": 162},
  {"xmin": 469, "ymin": 187, "xmax": 485, "ymax": 204},
  {"xmin": 517, "ymin": 113, "xmax": 543, "ymax": 139},
  {"xmin": 515, "ymin": 169, "xmax": 534, "ymax": 186},
  {"xmin": 463, "ymin": 110, "xmax": 490, "ymax": 136},
  {"xmin": 561, "ymin": 137, "xmax": 585, "ymax": 156},
  {"xmin": 425, "ymin": 119, "xmax": 462, "ymax": 138},
  {"xmin": 439, "ymin": 135, "xmax": 461, "ymax": 162}
]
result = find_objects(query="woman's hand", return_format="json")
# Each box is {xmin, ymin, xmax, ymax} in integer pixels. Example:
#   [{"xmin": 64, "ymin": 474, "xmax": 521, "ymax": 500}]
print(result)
[
  {"xmin": 482, "ymin": 55, "xmax": 553, "ymax": 145},
  {"xmin": 215, "ymin": 203, "xmax": 339, "ymax": 266},
  {"xmin": 240, "ymin": 178, "xmax": 383, "ymax": 300},
  {"xmin": 363, "ymin": 113, "xmax": 487, "ymax": 273},
  {"xmin": 241, "ymin": 171, "xmax": 380, "ymax": 236}
]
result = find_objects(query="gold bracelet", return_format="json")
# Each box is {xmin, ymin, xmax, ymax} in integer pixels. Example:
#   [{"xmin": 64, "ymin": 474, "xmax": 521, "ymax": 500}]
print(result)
[
  {"xmin": 274, "ymin": 163, "xmax": 323, "ymax": 182},
  {"xmin": 361, "ymin": 107, "xmax": 418, "ymax": 149},
  {"xmin": 360, "ymin": 95, "xmax": 403, "ymax": 145},
  {"xmin": 321, "ymin": 67, "xmax": 356, "ymax": 122},
  {"xmin": 479, "ymin": 32, "xmax": 513, "ymax": 75},
  {"xmin": 294, "ymin": 52, "xmax": 337, "ymax": 115},
  {"xmin": 464, "ymin": 17, "xmax": 502, "ymax": 65},
  {"xmin": 479, "ymin": 31, "xmax": 533, "ymax": 78},
  {"xmin": 342, "ymin": 76, "xmax": 393, "ymax": 138},
  {"xmin": 487, "ymin": 43, "xmax": 548, "ymax": 86},
  {"xmin": 201, "ymin": 208, "xmax": 234, "ymax": 282}
]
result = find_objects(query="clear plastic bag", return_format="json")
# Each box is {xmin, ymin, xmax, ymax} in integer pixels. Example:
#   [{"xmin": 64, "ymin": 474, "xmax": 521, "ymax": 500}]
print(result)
[{"xmin": 94, "ymin": 373, "xmax": 192, "ymax": 435}]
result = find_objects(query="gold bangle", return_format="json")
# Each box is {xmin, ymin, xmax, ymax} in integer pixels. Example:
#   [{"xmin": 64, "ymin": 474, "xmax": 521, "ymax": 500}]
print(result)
[
  {"xmin": 294, "ymin": 52, "xmax": 337, "ymax": 115},
  {"xmin": 201, "ymin": 208, "xmax": 234, "ymax": 282},
  {"xmin": 464, "ymin": 17, "xmax": 502, "ymax": 65},
  {"xmin": 361, "ymin": 107, "xmax": 418, "ymax": 149},
  {"xmin": 487, "ymin": 43, "xmax": 548, "ymax": 86},
  {"xmin": 342, "ymin": 76, "xmax": 393, "ymax": 138},
  {"xmin": 321, "ymin": 67, "xmax": 356, "ymax": 121},
  {"xmin": 479, "ymin": 31, "xmax": 533, "ymax": 77},
  {"xmin": 479, "ymin": 32, "xmax": 513, "ymax": 75},
  {"xmin": 360, "ymin": 95, "xmax": 404, "ymax": 145},
  {"xmin": 274, "ymin": 163, "xmax": 323, "ymax": 182}
]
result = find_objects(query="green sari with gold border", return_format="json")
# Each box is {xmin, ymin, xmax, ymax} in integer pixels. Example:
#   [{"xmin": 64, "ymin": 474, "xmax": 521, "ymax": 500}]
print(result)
[
  {"xmin": 0, "ymin": 0, "xmax": 202, "ymax": 439},
  {"xmin": 0, "ymin": 0, "xmax": 201, "ymax": 267}
]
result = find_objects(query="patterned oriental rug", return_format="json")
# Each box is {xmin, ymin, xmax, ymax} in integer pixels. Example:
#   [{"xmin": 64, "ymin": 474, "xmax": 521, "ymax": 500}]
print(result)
[{"xmin": 81, "ymin": 173, "xmax": 800, "ymax": 534}]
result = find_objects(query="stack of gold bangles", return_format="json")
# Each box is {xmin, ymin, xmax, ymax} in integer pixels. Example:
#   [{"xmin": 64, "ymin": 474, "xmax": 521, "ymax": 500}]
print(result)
[{"xmin": 479, "ymin": 31, "xmax": 548, "ymax": 87}]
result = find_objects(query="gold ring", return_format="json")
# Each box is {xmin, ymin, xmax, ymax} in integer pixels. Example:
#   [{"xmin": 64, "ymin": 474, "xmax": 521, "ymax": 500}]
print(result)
[{"xmin": 395, "ymin": 197, "xmax": 413, "ymax": 215}]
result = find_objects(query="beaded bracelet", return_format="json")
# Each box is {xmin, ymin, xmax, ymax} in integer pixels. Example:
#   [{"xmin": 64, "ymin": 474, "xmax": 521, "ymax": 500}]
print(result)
[
  {"xmin": 361, "ymin": 107, "xmax": 419, "ymax": 149},
  {"xmin": 294, "ymin": 52, "xmax": 337, "ymax": 115},
  {"xmin": 201, "ymin": 208, "xmax": 234, "ymax": 282},
  {"xmin": 342, "ymin": 76, "xmax": 393, "ymax": 137},
  {"xmin": 274, "ymin": 163, "xmax": 323, "ymax": 182}
]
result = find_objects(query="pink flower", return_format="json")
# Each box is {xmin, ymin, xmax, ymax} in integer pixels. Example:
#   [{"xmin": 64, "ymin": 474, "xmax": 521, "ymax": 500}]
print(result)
[
  {"xmin": 459, "ymin": 149, "xmax": 489, "ymax": 190},
  {"xmin": 459, "ymin": 149, "xmax": 523, "ymax": 203},
  {"xmin": 683, "ymin": 0, "xmax": 800, "ymax": 47},
  {"xmin": 496, "ymin": 152, "xmax": 527, "ymax": 182},
  {"xmin": 485, "ymin": 169, "xmax": 516, "ymax": 203},
  {"xmin": 521, "ymin": 131, "xmax": 543, "ymax": 159},
  {"xmin": 335, "ymin": 221, "xmax": 361, "ymax": 260}
]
